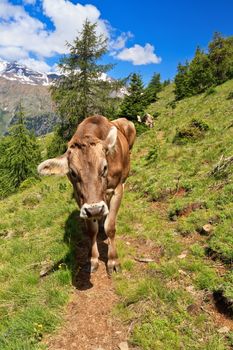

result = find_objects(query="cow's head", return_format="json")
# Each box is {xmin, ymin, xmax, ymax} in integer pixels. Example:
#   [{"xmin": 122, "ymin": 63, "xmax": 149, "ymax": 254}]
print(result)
[{"xmin": 38, "ymin": 126, "xmax": 118, "ymax": 219}]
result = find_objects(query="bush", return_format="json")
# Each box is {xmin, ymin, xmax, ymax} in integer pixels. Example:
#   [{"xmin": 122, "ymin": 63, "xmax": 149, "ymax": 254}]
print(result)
[
  {"xmin": 190, "ymin": 119, "xmax": 209, "ymax": 131},
  {"xmin": 204, "ymin": 86, "xmax": 216, "ymax": 96},
  {"xmin": 135, "ymin": 123, "xmax": 149, "ymax": 136},
  {"xmin": 167, "ymin": 101, "xmax": 176, "ymax": 109},
  {"xmin": 226, "ymin": 91, "xmax": 233, "ymax": 100},
  {"xmin": 173, "ymin": 119, "xmax": 209, "ymax": 144},
  {"xmin": 145, "ymin": 146, "xmax": 159, "ymax": 163},
  {"xmin": 153, "ymin": 111, "xmax": 160, "ymax": 119}
]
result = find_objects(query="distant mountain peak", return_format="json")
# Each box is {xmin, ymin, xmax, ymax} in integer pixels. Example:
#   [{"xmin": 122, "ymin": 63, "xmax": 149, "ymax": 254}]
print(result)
[{"xmin": 0, "ymin": 60, "xmax": 61, "ymax": 86}]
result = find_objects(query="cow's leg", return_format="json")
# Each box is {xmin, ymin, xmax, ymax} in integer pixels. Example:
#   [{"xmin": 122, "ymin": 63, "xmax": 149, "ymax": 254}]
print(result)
[
  {"xmin": 85, "ymin": 219, "xmax": 99, "ymax": 273},
  {"xmin": 104, "ymin": 184, "xmax": 123, "ymax": 275}
]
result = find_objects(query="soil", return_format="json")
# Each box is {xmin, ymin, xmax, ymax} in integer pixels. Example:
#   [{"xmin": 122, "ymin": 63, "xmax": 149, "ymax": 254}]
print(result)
[
  {"xmin": 44, "ymin": 235, "xmax": 128, "ymax": 350},
  {"xmin": 44, "ymin": 232, "xmax": 161, "ymax": 350}
]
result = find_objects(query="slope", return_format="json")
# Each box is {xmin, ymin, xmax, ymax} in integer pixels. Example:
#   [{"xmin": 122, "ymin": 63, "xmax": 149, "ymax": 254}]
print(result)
[{"xmin": 0, "ymin": 80, "xmax": 232, "ymax": 349}]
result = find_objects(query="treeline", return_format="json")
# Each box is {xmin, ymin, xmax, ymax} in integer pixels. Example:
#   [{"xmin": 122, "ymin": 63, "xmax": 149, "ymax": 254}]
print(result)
[{"xmin": 174, "ymin": 33, "xmax": 233, "ymax": 100}]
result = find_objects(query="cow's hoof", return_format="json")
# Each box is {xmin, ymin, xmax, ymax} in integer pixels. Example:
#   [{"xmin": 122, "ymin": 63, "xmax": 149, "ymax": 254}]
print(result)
[
  {"xmin": 81, "ymin": 262, "xmax": 99, "ymax": 273},
  {"xmin": 114, "ymin": 264, "xmax": 122, "ymax": 273},
  {"xmin": 107, "ymin": 263, "xmax": 121, "ymax": 275},
  {"xmin": 90, "ymin": 262, "xmax": 99, "ymax": 273}
]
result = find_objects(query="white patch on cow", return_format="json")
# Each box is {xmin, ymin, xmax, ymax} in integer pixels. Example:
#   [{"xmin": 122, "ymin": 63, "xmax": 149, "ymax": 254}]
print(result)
[
  {"xmin": 37, "ymin": 155, "xmax": 69, "ymax": 176},
  {"xmin": 105, "ymin": 126, "xmax": 117, "ymax": 153}
]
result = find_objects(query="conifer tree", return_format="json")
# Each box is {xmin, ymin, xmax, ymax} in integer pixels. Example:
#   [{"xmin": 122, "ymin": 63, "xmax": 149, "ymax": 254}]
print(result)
[
  {"xmin": 188, "ymin": 47, "xmax": 214, "ymax": 94},
  {"xmin": 208, "ymin": 32, "xmax": 233, "ymax": 84},
  {"xmin": 120, "ymin": 73, "xmax": 147, "ymax": 121},
  {"xmin": 51, "ymin": 20, "xmax": 118, "ymax": 135},
  {"xmin": 174, "ymin": 62, "xmax": 190, "ymax": 100},
  {"xmin": 145, "ymin": 73, "xmax": 162, "ymax": 103},
  {"xmin": 0, "ymin": 104, "xmax": 41, "ymax": 197}
]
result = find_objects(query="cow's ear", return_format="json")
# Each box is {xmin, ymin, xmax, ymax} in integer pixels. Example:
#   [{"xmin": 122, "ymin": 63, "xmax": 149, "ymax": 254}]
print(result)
[
  {"xmin": 37, "ymin": 154, "xmax": 69, "ymax": 176},
  {"xmin": 105, "ymin": 126, "xmax": 117, "ymax": 153}
]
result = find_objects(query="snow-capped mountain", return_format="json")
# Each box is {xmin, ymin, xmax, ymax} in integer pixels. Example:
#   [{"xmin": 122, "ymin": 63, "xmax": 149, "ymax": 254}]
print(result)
[
  {"xmin": 0, "ymin": 60, "xmax": 60, "ymax": 86},
  {"xmin": 0, "ymin": 60, "xmax": 128, "ymax": 136}
]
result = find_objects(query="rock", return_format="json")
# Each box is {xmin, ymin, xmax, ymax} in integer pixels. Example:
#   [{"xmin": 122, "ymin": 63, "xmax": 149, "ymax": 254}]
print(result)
[
  {"xmin": 178, "ymin": 251, "xmax": 187, "ymax": 259},
  {"xmin": 4, "ymin": 229, "xmax": 14, "ymax": 239},
  {"xmin": 39, "ymin": 260, "xmax": 53, "ymax": 277},
  {"xmin": 218, "ymin": 326, "xmax": 230, "ymax": 334},
  {"xmin": 134, "ymin": 257, "xmax": 155, "ymax": 263},
  {"xmin": 118, "ymin": 342, "xmax": 129, "ymax": 350},
  {"xmin": 186, "ymin": 285, "xmax": 196, "ymax": 294},
  {"xmin": 200, "ymin": 224, "xmax": 213, "ymax": 235}
]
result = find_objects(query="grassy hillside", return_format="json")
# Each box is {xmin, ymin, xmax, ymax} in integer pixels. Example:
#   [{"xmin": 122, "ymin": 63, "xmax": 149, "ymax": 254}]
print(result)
[
  {"xmin": 0, "ymin": 80, "xmax": 232, "ymax": 349},
  {"xmin": 114, "ymin": 79, "xmax": 233, "ymax": 349}
]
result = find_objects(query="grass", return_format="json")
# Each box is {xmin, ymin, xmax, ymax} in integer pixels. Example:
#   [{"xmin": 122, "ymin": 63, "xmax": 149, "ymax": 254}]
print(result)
[
  {"xmin": 113, "ymin": 79, "xmax": 233, "ymax": 349},
  {"xmin": 0, "ymin": 79, "xmax": 233, "ymax": 349},
  {"xmin": 0, "ymin": 177, "xmax": 81, "ymax": 349}
]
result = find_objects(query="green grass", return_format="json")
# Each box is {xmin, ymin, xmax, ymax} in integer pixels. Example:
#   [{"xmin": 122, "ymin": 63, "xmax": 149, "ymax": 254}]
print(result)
[
  {"xmin": 0, "ymin": 79, "xmax": 233, "ymax": 349},
  {"xmin": 113, "ymin": 79, "xmax": 233, "ymax": 349},
  {"xmin": 0, "ymin": 177, "xmax": 81, "ymax": 349}
]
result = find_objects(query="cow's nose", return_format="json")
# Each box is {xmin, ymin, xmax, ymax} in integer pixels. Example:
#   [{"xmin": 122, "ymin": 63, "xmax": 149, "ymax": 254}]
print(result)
[{"xmin": 84, "ymin": 205, "xmax": 104, "ymax": 218}]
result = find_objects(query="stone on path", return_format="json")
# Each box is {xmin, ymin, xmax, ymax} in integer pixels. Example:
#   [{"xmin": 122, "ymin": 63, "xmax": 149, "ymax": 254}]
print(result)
[{"xmin": 118, "ymin": 341, "xmax": 129, "ymax": 350}]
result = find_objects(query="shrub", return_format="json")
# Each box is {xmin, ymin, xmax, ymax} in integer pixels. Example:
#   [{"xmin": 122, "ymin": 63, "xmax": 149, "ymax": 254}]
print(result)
[
  {"xmin": 135, "ymin": 122, "xmax": 149, "ymax": 136},
  {"xmin": 204, "ymin": 86, "xmax": 216, "ymax": 96},
  {"xmin": 145, "ymin": 146, "xmax": 159, "ymax": 163},
  {"xmin": 153, "ymin": 111, "xmax": 160, "ymax": 119},
  {"xmin": 226, "ymin": 91, "xmax": 233, "ymax": 100},
  {"xmin": 173, "ymin": 119, "xmax": 209, "ymax": 144}
]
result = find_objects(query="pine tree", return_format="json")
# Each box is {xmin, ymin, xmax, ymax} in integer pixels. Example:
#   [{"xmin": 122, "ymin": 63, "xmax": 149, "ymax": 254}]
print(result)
[
  {"xmin": 51, "ymin": 20, "xmax": 119, "ymax": 135},
  {"xmin": 162, "ymin": 79, "xmax": 171, "ymax": 88},
  {"xmin": 0, "ymin": 104, "xmax": 41, "ymax": 197},
  {"xmin": 120, "ymin": 73, "xmax": 147, "ymax": 121},
  {"xmin": 174, "ymin": 61, "xmax": 190, "ymax": 100},
  {"xmin": 208, "ymin": 32, "xmax": 233, "ymax": 84},
  {"xmin": 145, "ymin": 73, "xmax": 162, "ymax": 103},
  {"xmin": 188, "ymin": 47, "xmax": 214, "ymax": 94}
]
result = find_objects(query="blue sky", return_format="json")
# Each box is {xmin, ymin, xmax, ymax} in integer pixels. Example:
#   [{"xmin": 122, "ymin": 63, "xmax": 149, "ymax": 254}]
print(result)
[{"xmin": 0, "ymin": 0, "xmax": 232, "ymax": 84}]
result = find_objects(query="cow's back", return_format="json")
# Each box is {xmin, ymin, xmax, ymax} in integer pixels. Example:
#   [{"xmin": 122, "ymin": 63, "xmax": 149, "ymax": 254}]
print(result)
[{"xmin": 112, "ymin": 118, "xmax": 136, "ymax": 150}]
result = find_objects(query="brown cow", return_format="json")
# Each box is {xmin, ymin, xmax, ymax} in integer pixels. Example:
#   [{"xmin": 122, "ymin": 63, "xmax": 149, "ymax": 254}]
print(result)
[{"xmin": 38, "ymin": 115, "xmax": 136, "ymax": 274}]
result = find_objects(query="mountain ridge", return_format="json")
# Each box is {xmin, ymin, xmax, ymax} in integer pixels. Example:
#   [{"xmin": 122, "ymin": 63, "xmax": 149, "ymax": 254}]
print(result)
[{"xmin": 0, "ymin": 60, "xmax": 61, "ymax": 86}]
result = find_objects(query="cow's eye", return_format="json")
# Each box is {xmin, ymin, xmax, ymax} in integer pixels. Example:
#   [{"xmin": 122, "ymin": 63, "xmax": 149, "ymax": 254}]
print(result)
[
  {"xmin": 70, "ymin": 169, "xmax": 80, "ymax": 181},
  {"xmin": 101, "ymin": 165, "xmax": 108, "ymax": 177}
]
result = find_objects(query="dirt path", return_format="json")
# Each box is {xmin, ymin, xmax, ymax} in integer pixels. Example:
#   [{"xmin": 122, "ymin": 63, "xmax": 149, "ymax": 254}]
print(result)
[
  {"xmin": 44, "ymin": 236, "xmax": 129, "ymax": 350},
  {"xmin": 44, "ymin": 200, "xmax": 233, "ymax": 350}
]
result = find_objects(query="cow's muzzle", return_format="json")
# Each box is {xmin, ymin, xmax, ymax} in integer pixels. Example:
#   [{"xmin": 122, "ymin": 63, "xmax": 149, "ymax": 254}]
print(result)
[{"xmin": 80, "ymin": 201, "xmax": 109, "ymax": 219}]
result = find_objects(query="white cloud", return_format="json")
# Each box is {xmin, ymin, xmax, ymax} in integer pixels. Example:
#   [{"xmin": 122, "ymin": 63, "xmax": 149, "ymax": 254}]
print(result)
[
  {"xmin": 18, "ymin": 57, "xmax": 52, "ymax": 72},
  {"xmin": 116, "ymin": 43, "xmax": 162, "ymax": 65},
  {"xmin": 0, "ymin": 0, "xmax": 109, "ymax": 68},
  {"xmin": 110, "ymin": 31, "xmax": 133, "ymax": 50},
  {"xmin": 23, "ymin": 0, "xmax": 37, "ymax": 5},
  {"xmin": 0, "ymin": 1, "xmax": 162, "ymax": 71},
  {"xmin": 0, "ymin": 46, "xmax": 28, "ymax": 60}
]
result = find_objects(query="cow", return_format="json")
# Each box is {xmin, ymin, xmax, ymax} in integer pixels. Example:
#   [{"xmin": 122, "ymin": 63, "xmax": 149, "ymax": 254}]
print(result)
[{"xmin": 38, "ymin": 115, "xmax": 136, "ymax": 274}]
